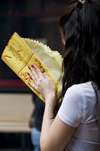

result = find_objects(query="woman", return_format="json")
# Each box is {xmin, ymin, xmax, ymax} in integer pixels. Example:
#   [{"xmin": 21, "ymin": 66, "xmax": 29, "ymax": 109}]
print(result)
[{"xmin": 28, "ymin": 0, "xmax": 100, "ymax": 150}]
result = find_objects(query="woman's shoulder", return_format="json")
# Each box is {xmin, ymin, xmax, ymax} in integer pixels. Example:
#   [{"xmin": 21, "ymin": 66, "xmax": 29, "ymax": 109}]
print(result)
[
  {"xmin": 58, "ymin": 82, "xmax": 93, "ymax": 127},
  {"xmin": 60, "ymin": 81, "xmax": 95, "ymax": 125},
  {"xmin": 65, "ymin": 81, "xmax": 94, "ymax": 102},
  {"xmin": 69, "ymin": 81, "xmax": 92, "ymax": 89},
  {"xmin": 68, "ymin": 81, "xmax": 93, "ymax": 94}
]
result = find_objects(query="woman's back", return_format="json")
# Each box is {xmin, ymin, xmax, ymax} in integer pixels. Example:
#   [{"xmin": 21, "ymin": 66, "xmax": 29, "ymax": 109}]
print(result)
[{"xmin": 58, "ymin": 81, "xmax": 100, "ymax": 151}]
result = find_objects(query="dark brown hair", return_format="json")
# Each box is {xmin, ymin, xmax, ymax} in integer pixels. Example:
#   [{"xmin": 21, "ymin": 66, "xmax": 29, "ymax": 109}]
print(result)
[{"xmin": 53, "ymin": 0, "xmax": 100, "ymax": 117}]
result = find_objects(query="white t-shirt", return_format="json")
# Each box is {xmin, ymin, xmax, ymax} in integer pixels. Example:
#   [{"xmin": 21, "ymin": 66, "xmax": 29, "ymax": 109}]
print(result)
[{"xmin": 58, "ymin": 81, "xmax": 100, "ymax": 151}]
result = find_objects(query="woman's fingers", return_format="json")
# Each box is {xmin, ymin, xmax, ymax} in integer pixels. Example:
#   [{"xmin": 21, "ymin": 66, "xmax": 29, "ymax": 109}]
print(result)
[
  {"xmin": 28, "ymin": 65, "xmax": 44, "ymax": 85},
  {"xmin": 28, "ymin": 81, "xmax": 38, "ymax": 90},
  {"xmin": 32, "ymin": 65, "xmax": 43, "ymax": 78},
  {"xmin": 27, "ymin": 72, "xmax": 37, "ymax": 84},
  {"xmin": 28, "ymin": 66, "xmax": 38, "ymax": 78},
  {"xmin": 27, "ymin": 65, "xmax": 56, "ymax": 100},
  {"xmin": 28, "ymin": 65, "xmax": 48, "ymax": 80}
]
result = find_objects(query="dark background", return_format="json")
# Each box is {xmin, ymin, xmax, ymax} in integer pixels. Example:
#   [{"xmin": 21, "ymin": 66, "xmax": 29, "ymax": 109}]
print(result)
[{"xmin": 0, "ymin": 0, "xmax": 70, "ymax": 80}]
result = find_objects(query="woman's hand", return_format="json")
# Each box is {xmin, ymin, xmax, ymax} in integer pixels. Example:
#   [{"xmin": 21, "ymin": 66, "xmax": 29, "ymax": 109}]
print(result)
[{"xmin": 28, "ymin": 65, "xmax": 56, "ymax": 101}]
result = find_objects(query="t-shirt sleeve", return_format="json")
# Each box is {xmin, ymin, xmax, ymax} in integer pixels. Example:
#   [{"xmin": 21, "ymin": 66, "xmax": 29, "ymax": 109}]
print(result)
[{"xmin": 58, "ymin": 85, "xmax": 84, "ymax": 127}]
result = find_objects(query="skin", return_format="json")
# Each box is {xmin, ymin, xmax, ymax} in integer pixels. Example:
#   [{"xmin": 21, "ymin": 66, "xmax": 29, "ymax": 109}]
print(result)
[{"xmin": 28, "ymin": 65, "xmax": 76, "ymax": 151}]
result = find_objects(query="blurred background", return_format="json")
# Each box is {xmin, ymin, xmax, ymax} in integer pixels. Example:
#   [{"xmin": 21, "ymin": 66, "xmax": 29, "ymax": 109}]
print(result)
[{"xmin": 0, "ymin": 0, "xmax": 70, "ymax": 150}]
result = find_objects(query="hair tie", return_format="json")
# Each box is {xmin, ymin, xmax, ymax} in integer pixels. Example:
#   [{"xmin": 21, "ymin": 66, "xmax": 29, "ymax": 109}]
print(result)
[{"xmin": 78, "ymin": 0, "xmax": 88, "ymax": 4}]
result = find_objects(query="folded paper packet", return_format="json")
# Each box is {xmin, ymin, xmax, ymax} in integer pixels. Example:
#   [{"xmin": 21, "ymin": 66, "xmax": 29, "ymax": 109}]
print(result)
[{"xmin": 1, "ymin": 32, "xmax": 63, "ymax": 102}]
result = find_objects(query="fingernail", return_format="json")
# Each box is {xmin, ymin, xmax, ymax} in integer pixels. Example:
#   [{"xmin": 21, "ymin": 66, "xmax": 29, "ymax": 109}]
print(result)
[
  {"xmin": 28, "ymin": 66, "xmax": 31, "ymax": 69},
  {"xmin": 28, "ymin": 82, "xmax": 30, "ymax": 85},
  {"xmin": 27, "ymin": 72, "xmax": 30, "ymax": 75},
  {"xmin": 31, "ymin": 65, "xmax": 34, "ymax": 68},
  {"xmin": 41, "ymin": 69, "xmax": 45, "ymax": 73}
]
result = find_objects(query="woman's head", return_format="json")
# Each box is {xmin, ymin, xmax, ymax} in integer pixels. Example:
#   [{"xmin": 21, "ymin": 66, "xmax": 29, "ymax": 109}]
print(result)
[
  {"xmin": 60, "ymin": 0, "xmax": 100, "ymax": 88},
  {"xmin": 53, "ymin": 0, "xmax": 100, "ymax": 117}
]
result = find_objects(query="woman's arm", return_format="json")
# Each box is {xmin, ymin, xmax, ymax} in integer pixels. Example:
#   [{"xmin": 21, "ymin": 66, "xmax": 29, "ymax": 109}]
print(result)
[
  {"xmin": 40, "ymin": 100, "xmax": 76, "ymax": 151},
  {"xmin": 28, "ymin": 65, "xmax": 76, "ymax": 151}
]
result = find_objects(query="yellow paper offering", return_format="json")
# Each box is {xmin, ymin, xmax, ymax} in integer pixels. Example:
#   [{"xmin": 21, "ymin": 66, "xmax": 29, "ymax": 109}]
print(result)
[{"xmin": 1, "ymin": 32, "xmax": 63, "ymax": 102}]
